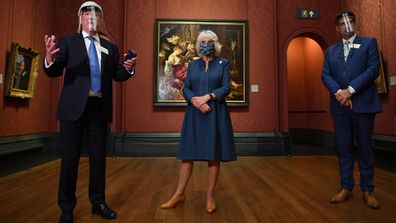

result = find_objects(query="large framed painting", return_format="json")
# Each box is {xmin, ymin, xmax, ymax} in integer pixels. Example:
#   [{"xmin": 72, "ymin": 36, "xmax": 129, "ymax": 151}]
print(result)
[
  {"xmin": 5, "ymin": 43, "xmax": 40, "ymax": 99},
  {"xmin": 154, "ymin": 19, "xmax": 248, "ymax": 106}
]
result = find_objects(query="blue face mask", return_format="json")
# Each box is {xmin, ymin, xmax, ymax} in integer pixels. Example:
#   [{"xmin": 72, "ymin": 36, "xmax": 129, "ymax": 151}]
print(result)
[{"xmin": 199, "ymin": 43, "xmax": 215, "ymax": 56}]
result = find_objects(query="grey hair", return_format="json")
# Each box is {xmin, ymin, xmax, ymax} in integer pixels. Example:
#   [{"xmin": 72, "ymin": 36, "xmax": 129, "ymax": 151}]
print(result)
[{"xmin": 195, "ymin": 30, "xmax": 222, "ymax": 56}]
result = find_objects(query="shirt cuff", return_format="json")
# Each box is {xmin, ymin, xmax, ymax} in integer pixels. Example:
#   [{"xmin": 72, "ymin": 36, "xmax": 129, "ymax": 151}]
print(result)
[
  {"xmin": 128, "ymin": 68, "xmax": 135, "ymax": 75},
  {"xmin": 347, "ymin": 86, "xmax": 356, "ymax": 94},
  {"xmin": 44, "ymin": 58, "xmax": 54, "ymax": 68}
]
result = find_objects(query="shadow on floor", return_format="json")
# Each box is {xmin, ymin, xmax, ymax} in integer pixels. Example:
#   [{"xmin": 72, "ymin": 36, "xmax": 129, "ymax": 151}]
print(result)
[
  {"xmin": 0, "ymin": 149, "xmax": 59, "ymax": 177},
  {"xmin": 290, "ymin": 145, "xmax": 396, "ymax": 172},
  {"xmin": 1, "ymin": 146, "xmax": 395, "ymax": 178}
]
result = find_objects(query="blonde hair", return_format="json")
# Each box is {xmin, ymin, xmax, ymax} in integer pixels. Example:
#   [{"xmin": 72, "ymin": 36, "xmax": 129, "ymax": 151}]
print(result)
[{"xmin": 195, "ymin": 30, "xmax": 222, "ymax": 56}]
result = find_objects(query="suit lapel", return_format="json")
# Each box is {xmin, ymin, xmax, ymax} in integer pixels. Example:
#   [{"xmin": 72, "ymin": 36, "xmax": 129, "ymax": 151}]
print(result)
[
  {"xmin": 335, "ymin": 42, "xmax": 344, "ymax": 61},
  {"xmin": 99, "ymin": 38, "xmax": 109, "ymax": 76},
  {"xmin": 334, "ymin": 41, "xmax": 346, "ymax": 67},
  {"xmin": 345, "ymin": 35, "xmax": 361, "ymax": 64},
  {"xmin": 76, "ymin": 34, "xmax": 88, "ymax": 60},
  {"xmin": 78, "ymin": 34, "xmax": 109, "ymax": 76}
]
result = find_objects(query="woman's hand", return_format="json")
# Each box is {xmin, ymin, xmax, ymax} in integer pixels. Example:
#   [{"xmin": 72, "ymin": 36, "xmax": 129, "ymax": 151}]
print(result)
[
  {"xmin": 191, "ymin": 96, "xmax": 211, "ymax": 114},
  {"xmin": 191, "ymin": 97, "xmax": 201, "ymax": 108},
  {"xmin": 199, "ymin": 103, "xmax": 211, "ymax": 114},
  {"xmin": 193, "ymin": 94, "xmax": 211, "ymax": 106}
]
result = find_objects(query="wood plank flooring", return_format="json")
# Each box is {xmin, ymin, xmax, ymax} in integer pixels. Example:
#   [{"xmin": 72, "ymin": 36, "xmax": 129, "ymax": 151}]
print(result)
[{"xmin": 0, "ymin": 156, "xmax": 395, "ymax": 223}]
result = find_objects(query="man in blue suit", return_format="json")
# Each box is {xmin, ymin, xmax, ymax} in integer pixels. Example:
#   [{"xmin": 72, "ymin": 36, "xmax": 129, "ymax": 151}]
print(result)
[
  {"xmin": 322, "ymin": 11, "xmax": 382, "ymax": 209},
  {"xmin": 43, "ymin": 2, "xmax": 137, "ymax": 222}
]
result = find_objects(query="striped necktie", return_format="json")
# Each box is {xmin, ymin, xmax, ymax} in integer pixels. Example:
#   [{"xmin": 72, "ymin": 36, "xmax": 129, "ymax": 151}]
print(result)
[{"xmin": 344, "ymin": 41, "xmax": 350, "ymax": 61}]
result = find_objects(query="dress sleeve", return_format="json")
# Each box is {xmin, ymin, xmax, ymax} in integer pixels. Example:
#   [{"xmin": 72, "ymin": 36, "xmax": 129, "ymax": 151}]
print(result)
[
  {"xmin": 182, "ymin": 63, "xmax": 195, "ymax": 102},
  {"xmin": 212, "ymin": 59, "xmax": 231, "ymax": 101}
]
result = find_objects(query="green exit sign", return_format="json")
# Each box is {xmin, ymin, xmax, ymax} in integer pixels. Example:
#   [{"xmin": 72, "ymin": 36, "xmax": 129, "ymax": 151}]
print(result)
[{"xmin": 297, "ymin": 9, "xmax": 320, "ymax": 19}]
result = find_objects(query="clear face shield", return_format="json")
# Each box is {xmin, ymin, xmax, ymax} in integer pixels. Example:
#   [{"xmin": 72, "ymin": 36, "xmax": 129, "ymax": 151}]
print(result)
[
  {"xmin": 82, "ymin": 6, "xmax": 102, "ymax": 32},
  {"xmin": 87, "ymin": 6, "xmax": 99, "ymax": 32},
  {"xmin": 342, "ymin": 13, "xmax": 354, "ymax": 34},
  {"xmin": 78, "ymin": 5, "xmax": 105, "ymax": 33},
  {"xmin": 77, "ymin": 2, "xmax": 114, "ymax": 42}
]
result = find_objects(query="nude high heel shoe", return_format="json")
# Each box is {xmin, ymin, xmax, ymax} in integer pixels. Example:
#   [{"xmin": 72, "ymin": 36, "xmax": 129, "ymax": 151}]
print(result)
[
  {"xmin": 206, "ymin": 201, "xmax": 216, "ymax": 213},
  {"xmin": 160, "ymin": 194, "xmax": 186, "ymax": 209}
]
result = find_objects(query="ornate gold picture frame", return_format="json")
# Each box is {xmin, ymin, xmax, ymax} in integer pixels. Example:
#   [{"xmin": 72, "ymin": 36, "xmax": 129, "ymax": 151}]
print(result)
[
  {"xmin": 5, "ymin": 43, "xmax": 40, "ymax": 99},
  {"xmin": 375, "ymin": 50, "xmax": 387, "ymax": 94},
  {"xmin": 154, "ymin": 19, "xmax": 248, "ymax": 106}
]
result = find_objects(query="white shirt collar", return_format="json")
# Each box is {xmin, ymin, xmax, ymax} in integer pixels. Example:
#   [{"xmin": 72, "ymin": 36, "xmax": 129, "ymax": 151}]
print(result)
[
  {"xmin": 82, "ymin": 31, "xmax": 99, "ymax": 42},
  {"xmin": 343, "ymin": 34, "xmax": 356, "ymax": 45}
]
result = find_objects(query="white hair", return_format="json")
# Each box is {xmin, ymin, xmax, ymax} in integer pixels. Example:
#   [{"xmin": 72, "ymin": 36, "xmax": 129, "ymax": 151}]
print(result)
[{"xmin": 195, "ymin": 30, "xmax": 222, "ymax": 56}]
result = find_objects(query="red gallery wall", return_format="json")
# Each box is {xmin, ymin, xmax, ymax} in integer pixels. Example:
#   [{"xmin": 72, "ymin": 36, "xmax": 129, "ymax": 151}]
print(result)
[
  {"xmin": 121, "ymin": 0, "xmax": 341, "ymax": 133},
  {"xmin": 0, "ymin": 0, "xmax": 54, "ymax": 136},
  {"xmin": 1, "ymin": 0, "xmax": 395, "ymax": 138},
  {"xmin": 122, "ymin": 0, "xmax": 276, "ymax": 133}
]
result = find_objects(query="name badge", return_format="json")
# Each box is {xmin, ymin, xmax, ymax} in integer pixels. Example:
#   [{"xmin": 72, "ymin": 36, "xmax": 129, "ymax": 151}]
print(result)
[
  {"xmin": 352, "ymin": 44, "xmax": 361, "ymax": 49},
  {"xmin": 99, "ymin": 46, "xmax": 109, "ymax": 55}
]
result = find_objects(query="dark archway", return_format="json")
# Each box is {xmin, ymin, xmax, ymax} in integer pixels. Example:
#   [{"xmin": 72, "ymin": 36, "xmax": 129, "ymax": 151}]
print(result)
[
  {"xmin": 276, "ymin": 29, "xmax": 333, "ymax": 155},
  {"xmin": 277, "ymin": 29, "xmax": 332, "ymax": 133}
]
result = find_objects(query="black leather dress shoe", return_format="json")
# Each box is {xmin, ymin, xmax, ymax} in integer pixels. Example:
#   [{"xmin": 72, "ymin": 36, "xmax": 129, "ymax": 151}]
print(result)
[
  {"xmin": 92, "ymin": 203, "xmax": 117, "ymax": 219},
  {"xmin": 59, "ymin": 211, "xmax": 73, "ymax": 223}
]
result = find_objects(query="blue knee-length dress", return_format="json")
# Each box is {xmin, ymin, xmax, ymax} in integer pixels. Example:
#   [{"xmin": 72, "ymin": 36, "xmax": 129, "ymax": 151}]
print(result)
[{"xmin": 177, "ymin": 57, "xmax": 237, "ymax": 161}]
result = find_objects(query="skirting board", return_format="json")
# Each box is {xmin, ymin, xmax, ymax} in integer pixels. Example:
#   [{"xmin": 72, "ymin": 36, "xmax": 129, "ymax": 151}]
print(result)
[
  {"xmin": 108, "ymin": 132, "xmax": 290, "ymax": 157},
  {"xmin": 1, "ymin": 131, "xmax": 395, "ymax": 158}
]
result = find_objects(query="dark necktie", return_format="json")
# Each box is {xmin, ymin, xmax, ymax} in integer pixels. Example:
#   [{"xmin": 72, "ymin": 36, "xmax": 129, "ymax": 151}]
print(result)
[{"xmin": 88, "ymin": 36, "xmax": 101, "ymax": 92}]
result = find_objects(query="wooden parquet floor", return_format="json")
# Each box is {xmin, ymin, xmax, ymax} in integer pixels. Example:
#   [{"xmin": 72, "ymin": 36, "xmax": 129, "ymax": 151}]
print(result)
[{"xmin": 0, "ymin": 156, "xmax": 395, "ymax": 223}]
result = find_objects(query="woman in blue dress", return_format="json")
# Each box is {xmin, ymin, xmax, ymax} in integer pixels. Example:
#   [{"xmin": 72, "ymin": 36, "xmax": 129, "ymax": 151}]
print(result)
[{"xmin": 161, "ymin": 30, "xmax": 236, "ymax": 213}]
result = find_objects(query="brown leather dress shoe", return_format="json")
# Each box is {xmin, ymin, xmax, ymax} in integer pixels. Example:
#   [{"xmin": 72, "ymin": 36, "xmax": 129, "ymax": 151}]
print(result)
[
  {"xmin": 330, "ymin": 189, "xmax": 352, "ymax": 203},
  {"xmin": 363, "ymin": 192, "xmax": 380, "ymax": 209}
]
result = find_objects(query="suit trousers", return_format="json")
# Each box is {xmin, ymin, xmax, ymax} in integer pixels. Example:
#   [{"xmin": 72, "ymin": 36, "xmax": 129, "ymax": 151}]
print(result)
[
  {"xmin": 333, "ymin": 110, "xmax": 375, "ymax": 192},
  {"xmin": 58, "ymin": 97, "xmax": 108, "ymax": 211}
]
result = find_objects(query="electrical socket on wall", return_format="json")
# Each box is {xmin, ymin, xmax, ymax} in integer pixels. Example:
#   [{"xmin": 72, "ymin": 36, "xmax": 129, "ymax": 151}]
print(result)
[
  {"xmin": 251, "ymin": 84, "xmax": 259, "ymax": 92},
  {"xmin": 0, "ymin": 74, "xmax": 3, "ymax": 84},
  {"xmin": 389, "ymin": 76, "xmax": 396, "ymax": 86}
]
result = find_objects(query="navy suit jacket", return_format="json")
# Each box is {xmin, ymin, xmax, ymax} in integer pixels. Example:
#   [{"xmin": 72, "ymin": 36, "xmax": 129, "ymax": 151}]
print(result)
[
  {"xmin": 322, "ymin": 36, "xmax": 382, "ymax": 115},
  {"xmin": 44, "ymin": 33, "xmax": 132, "ymax": 123}
]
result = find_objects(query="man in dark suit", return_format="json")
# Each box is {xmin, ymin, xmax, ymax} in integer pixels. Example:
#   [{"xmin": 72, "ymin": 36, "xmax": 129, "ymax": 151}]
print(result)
[
  {"xmin": 322, "ymin": 11, "xmax": 382, "ymax": 209},
  {"xmin": 13, "ymin": 59, "xmax": 30, "ymax": 90},
  {"xmin": 43, "ymin": 2, "xmax": 137, "ymax": 222}
]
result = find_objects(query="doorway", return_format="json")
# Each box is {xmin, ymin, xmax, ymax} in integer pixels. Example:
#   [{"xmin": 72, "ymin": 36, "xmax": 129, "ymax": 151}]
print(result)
[{"xmin": 286, "ymin": 37, "xmax": 329, "ymax": 154}]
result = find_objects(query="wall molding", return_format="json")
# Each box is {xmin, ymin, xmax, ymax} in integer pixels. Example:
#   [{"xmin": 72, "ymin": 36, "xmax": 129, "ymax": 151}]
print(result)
[
  {"xmin": 108, "ymin": 132, "xmax": 290, "ymax": 157},
  {"xmin": 0, "ymin": 133, "xmax": 57, "ymax": 157},
  {"xmin": 2, "ymin": 130, "xmax": 394, "ymax": 159},
  {"xmin": 289, "ymin": 128, "xmax": 396, "ymax": 154}
]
